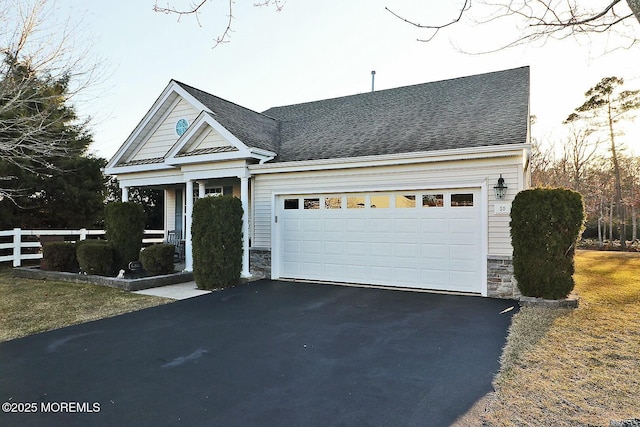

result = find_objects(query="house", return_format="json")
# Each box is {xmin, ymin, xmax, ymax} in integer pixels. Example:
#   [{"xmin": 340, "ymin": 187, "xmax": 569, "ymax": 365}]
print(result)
[{"xmin": 105, "ymin": 66, "xmax": 531, "ymax": 299}]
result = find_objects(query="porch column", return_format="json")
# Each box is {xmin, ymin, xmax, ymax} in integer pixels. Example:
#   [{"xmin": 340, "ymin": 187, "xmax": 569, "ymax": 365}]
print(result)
[
  {"xmin": 121, "ymin": 186, "xmax": 129, "ymax": 202},
  {"xmin": 185, "ymin": 180, "xmax": 194, "ymax": 271},
  {"xmin": 240, "ymin": 175, "xmax": 250, "ymax": 278},
  {"xmin": 198, "ymin": 181, "xmax": 206, "ymax": 199}
]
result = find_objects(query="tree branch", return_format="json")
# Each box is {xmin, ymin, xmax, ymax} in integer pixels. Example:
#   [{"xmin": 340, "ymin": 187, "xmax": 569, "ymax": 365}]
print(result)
[
  {"xmin": 153, "ymin": 0, "xmax": 208, "ymax": 16},
  {"xmin": 385, "ymin": 1, "xmax": 471, "ymax": 42},
  {"xmin": 386, "ymin": 0, "xmax": 639, "ymax": 52},
  {"xmin": 152, "ymin": 0, "xmax": 285, "ymax": 47}
]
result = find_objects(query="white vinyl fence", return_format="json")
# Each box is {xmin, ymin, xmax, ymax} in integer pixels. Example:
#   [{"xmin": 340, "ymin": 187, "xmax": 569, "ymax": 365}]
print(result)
[{"xmin": 0, "ymin": 229, "xmax": 165, "ymax": 267}]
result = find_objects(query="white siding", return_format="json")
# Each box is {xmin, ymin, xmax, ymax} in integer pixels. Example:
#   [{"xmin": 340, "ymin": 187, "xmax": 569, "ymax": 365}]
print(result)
[
  {"xmin": 130, "ymin": 99, "xmax": 199, "ymax": 162},
  {"xmin": 252, "ymin": 156, "xmax": 524, "ymax": 256},
  {"xmin": 186, "ymin": 128, "xmax": 231, "ymax": 153}
]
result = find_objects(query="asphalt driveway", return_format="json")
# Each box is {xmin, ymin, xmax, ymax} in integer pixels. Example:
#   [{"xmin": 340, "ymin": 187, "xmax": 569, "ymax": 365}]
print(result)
[{"xmin": 0, "ymin": 280, "xmax": 518, "ymax": 427}]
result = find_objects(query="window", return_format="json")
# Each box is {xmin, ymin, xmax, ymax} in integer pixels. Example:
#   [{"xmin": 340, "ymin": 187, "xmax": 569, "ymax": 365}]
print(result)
[
  {"xmin": 451, "ymin": 194, "xmax": 474, "ymax": 207},
  {"xmin": 422, "ymin": 194, "xmax": 444, "ymax": 207},
  {"xmin": 205, "ymin": 187, "xmax": 223, "ymax": 197},
  {"xmin": 347, "ymin": 196, "xmax": 365, "ymax": 209},
  {"xmin": 304, "ymin": 198, "xmax": 320, "ymax": 209},
  {"xmin": 370, "ymin": 195, "xmax": 390, "ymax": 208},
  {"xmin": 395, "ymin": 195, "xmax": 416, "ymax": 208},
  {"xmin": 284, "ymin": 199, "xmax": 299, "ymax": 209},
  {"xmin": 325, "ymin": 197, "xmax": 342, "ymax": 209}
]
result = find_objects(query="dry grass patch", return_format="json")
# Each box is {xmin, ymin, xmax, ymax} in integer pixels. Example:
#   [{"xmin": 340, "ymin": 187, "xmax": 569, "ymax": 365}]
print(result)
[
  {"xmin": 485, "ymin": 251, "xmax": 640, "ymax": 426},
  {"xmin": 0, "ymin": 266, "xmax": 172, "ymax": 343}
]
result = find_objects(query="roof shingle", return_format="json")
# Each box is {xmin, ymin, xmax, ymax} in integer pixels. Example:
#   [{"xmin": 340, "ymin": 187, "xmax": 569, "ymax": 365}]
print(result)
[{"xmin": 262, "ymin": 66, "xmax": 530, "ymax": 162}]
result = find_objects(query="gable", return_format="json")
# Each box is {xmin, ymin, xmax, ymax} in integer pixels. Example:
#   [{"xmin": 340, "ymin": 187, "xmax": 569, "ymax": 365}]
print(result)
[
  {"xmin": 128, "ymin": 98, "xmax": 199, "ymax": 163},
  {"xmin": 170, "ymin": 121, "xmax": 239, "ymax": 160},
  {"xmin": 163, "ymin": 111, "xmax": 275, "ymax": 166},
  {"xmin": 180, "ymin": 126, "xmax": 233, "ymax": 155}
]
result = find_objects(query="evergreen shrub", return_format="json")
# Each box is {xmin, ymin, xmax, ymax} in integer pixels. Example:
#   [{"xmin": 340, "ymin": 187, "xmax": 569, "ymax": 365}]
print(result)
[
  {"xmin": 510, "ymin": 188, "xmax": 585, "ymax": 299},
  {"xmin": 76, "ymin": 240, "xmax": 114, "ymax": 276},
  {"xmin": 42, "ymin": 242, "xmax": 77, "ymax": 272},
  {"xmin": 192, "ymin": 195, "xmax": 243, "ymax": 290},
  {"xmin": 104, "ymin": 202, "xmax": 146, "ymax": 271},
  {"xmin": 140, "ymin": 244, "xmax": 175, "ymax": 276}
]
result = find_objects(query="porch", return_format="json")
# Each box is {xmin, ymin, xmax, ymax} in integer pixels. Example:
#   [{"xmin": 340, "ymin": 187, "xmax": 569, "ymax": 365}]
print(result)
[{"xmin": 120, "ymin": 172, "xmax": 252, "ymax": 278}]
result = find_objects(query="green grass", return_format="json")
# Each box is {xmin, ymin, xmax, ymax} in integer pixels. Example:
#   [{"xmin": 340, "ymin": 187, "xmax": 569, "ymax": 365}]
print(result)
[
  {"xmin": 485, "ymin": 251, "xmax": 640, "ymax": 426},
  {"xmin": 0, "ymin": 266, "xmax": 172, "ymax": 342}
]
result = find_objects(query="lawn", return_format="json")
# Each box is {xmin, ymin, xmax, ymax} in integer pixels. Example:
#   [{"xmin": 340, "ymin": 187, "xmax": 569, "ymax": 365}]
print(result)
[
  {"xmin": 0, "ymin": 266, "xmax": 172, "ymax": 342},
  {"xmin": 485, "ymin": 250, "xmax": 640, "ymax": 426}
]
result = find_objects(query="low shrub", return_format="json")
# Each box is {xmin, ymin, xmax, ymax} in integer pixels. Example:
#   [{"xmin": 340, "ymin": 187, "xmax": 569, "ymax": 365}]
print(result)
[
  {"xmin": 140, "ymin": 244, "xmax": 175, "ymax": 276},
  {"xmin": 42, "ymin": 242, "xmax": 77, "ymax": 272},
  {"xmin": 77, "ymin": 241, "xmax": 114, "ymax": 276}
]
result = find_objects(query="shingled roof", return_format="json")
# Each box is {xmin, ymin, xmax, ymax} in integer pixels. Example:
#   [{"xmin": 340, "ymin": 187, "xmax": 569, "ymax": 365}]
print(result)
[
  {"xmin": 263, "ymin": 66, "xmax": 530, "ymax": 162},
  {"xmin": 177, "ymin": 66, "xmax": 529, "ymax": 163}
]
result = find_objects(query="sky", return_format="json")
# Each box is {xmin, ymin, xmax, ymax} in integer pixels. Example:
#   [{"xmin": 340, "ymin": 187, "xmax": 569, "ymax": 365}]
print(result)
[{"xmin": 52, "ymin": 0, "xmax": 640, "ymax": 159}]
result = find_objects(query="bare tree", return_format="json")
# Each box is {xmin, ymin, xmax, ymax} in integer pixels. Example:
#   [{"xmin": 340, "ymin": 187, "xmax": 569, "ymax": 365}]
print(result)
[
  {"xmin": 620, "ymin": 155, "xmax": 640, "ymax": 242},
  {"xmin": 587, "ymin": 157, "xmax": 616, "ymax": 245},
  {"xmin": 561, "ymin": 124, "xmax": 601, "ymax": 192},
  {"xmin": 0, "ymin": 0, "xmax": 100, "ymax": 200},
  {"xmin": 387, "ymin": 1, "xmax": 640, "ymax": 51},
  {"xmin": 153, "ymin": 0, "xmax": 285, "ymax": 47},
  {"xmin": 530, "ymin": 139, "xmax": 554, "ymax": 187}
]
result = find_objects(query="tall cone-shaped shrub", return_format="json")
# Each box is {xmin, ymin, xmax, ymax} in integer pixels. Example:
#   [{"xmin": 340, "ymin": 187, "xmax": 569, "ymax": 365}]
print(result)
[
  {"xmin": 510, "ymin": 188, "xmax": 584, "ymax": 299},
  {"xmin": 105, "ymin": 202, "xmax": 146, "ymax": 271},
  {"xmin": 192, "ymin": 195, "xmax": 243, "ymax": 290}
]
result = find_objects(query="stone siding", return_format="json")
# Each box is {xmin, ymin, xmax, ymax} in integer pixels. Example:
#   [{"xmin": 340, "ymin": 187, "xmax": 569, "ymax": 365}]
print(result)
[
  {"xmin": 487, "ymin": 256, "xmax": 520, "ymax": 299},
  {"xmin": 249, "ymin": 247, "xmax": 271, "ymax": 279}
]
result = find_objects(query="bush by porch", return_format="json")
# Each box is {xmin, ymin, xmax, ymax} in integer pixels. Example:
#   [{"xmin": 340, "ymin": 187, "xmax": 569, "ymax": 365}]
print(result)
[{"xmin": 192, "ymin": 195, "xmax": 243, "ymax": 290}]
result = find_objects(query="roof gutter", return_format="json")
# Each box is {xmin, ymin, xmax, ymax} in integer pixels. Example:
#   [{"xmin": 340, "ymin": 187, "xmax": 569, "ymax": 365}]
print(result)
[{"xmin": 249, "ymin": 143, "xmax": 530, "ymax": 174}]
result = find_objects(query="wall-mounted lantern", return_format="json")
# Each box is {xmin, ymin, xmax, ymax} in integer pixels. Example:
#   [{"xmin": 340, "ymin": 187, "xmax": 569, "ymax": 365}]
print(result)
[{"xmin": 494, "ymin": 174, "xmax": 508, "ymax": 199}]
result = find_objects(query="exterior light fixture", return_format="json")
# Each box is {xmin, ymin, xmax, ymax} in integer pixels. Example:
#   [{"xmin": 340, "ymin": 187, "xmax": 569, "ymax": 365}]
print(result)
[{"xmin": 494, "ymin": 174, "xmax": 507, "ymax": 199}]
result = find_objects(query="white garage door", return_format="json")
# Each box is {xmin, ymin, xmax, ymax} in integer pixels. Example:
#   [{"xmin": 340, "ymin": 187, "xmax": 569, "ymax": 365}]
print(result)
[{"xmin": 276, "ymin": 189, "xmax": 483, "ymax": 293}]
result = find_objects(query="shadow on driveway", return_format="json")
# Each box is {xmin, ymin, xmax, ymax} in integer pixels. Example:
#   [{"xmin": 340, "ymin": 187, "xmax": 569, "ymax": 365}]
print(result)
[{"xmin": 0, "ymin": 280, "xmax": 518, "ymax": 427}]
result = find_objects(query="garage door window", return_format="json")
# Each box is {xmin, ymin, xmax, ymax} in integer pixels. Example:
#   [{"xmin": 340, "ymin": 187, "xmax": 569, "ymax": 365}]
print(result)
[
  {"xmin": 325, "ymin": 197, "xmax": 342, "ymax": 209},
  {"xmin": 451, "ymin": 194, "xmax": 474, "ymax": 207},
  {"xmin": 422, "ymin": 194, "xmax": 444, "ymax": 207},
  {"xmin": 396, "ymin": 195, "xmax": 416, "ymax": 208},
  {"xmin": 347, "ymin": 196, "xmax": 365, "ymax": 209},
  {"xmin": 304, "ymin": 198, "xmax": 320, "ymax": 209},
  {"xmin": 370, "ymin": 195, "xmax": 390, "ymax": 208},
  {"xmin": 284, "ymin": 199, "xmax": 299, "ymax": 209}
]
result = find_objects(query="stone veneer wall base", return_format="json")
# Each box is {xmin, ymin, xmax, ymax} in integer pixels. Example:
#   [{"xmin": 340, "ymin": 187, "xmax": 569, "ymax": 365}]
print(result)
[
  {"xmin": 487, "ymin": 255, "xmax": 520, "ymax": 300},
  {"xmin": 249, "ymin": 247, "xmax": 271, "ymax": 280}
]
